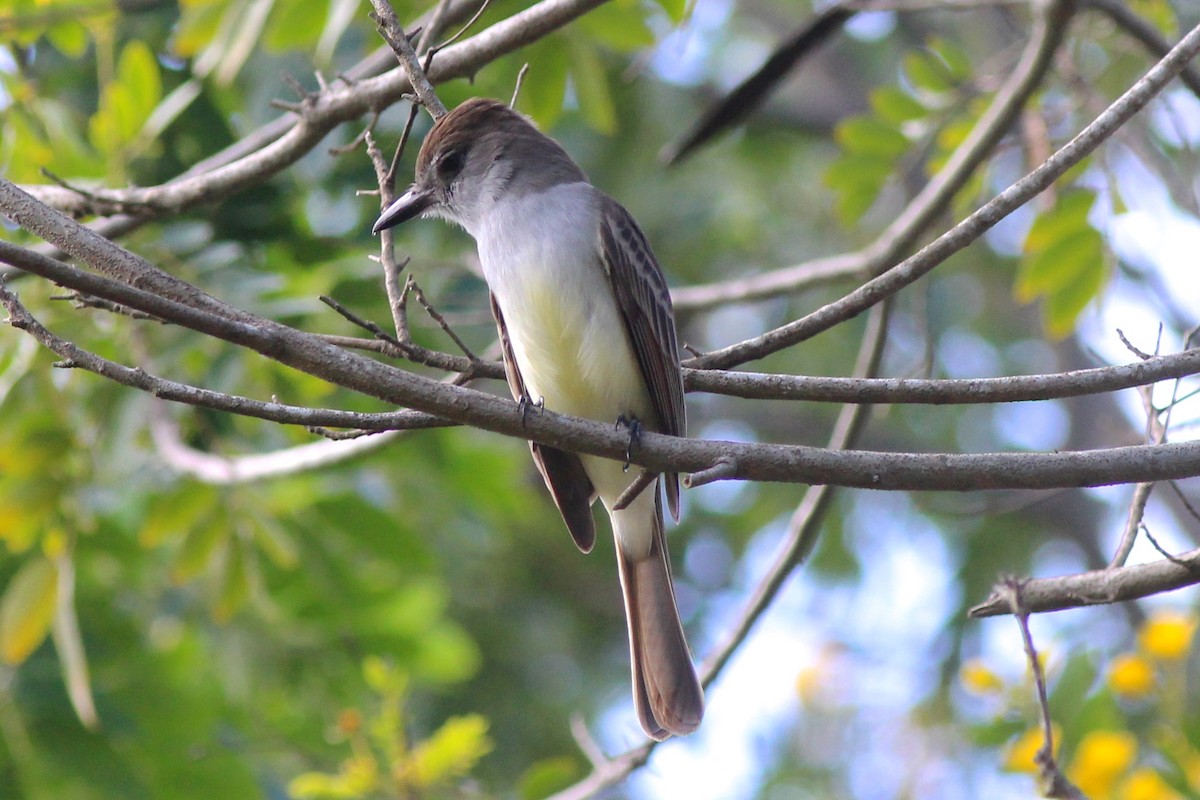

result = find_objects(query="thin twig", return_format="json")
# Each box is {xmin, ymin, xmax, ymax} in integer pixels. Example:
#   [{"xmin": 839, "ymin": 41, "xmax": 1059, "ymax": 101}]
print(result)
[
  {"xmin": 699, "ymin": 300, "xmax": 889, "ymax": 687},
  {"xmin": 11, "ymin": 0, "xmax": 595, "ymax": 232},
  {"xmin": 612, "ymin": 470, "xmax": 655, "ymax": 511},
  {"xmin": 511, "ymin": 62, "xmax": 531, "ymax": 107},
  {"xmin": 689, "ymin": 0, "xmax": 1081, "ymax": 368},
  {"xmin": 405, "ymin": 276, "xmax": 478, "ymax": 361},
  {"xmin": 998, "ymin": 579, "xmax": 1086, "ymax": 799},
  {"xmin": 1086, "ymin": 0, "xmax": 1200, "ymax": 100},
  {"xmin": 368, "ymin": 0, "xmax": 448, "ymax": 118},
  {"xmin": 12, "ymin": 194, "xmax": 1200, "ymax": 492},
  {"xmin": 970, "ymin": 549, "xmax": 1200, "ymax": 617}
]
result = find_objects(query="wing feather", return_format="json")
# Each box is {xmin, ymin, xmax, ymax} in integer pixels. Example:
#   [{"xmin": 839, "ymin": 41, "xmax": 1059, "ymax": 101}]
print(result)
[{"xmin": 597, "ymin": 197, "xmax": 686, "ymax": 520}]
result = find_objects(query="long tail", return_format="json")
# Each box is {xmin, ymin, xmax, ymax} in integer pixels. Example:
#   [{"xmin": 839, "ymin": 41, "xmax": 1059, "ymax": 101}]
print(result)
[{"xmin": 613, "ymin": 493, "xmax": 704, "ymax": 740}]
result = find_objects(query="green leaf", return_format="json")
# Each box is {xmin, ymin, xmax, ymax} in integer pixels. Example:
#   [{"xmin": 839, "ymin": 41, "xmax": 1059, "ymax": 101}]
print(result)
[
  {"xmin": 577, "ymin": 1, "xmax": 655, "ymax": 52},
  {"xmin": 0, "ymin": 110, "xmax": 56, "ymax": 183},
  {"xmin": 45, "ymin": 20, "xmax": 89, "ymax": 59},
  {"xmin": 903, "ymin": 50, "xmax": 955, "ymax": 94},
  {"xmin": 869, "ymin": 86, "xmax": 928, "ymax": 126},
  {"xmin": 1015, "ymin": 187, "xmax": 1108, "ymax": 336},
  {"xmin": 929, "ymin": 37, "xmax": 972, "ymax": 82},
  {"xmin": 1022, "ymin": 190, "xmax": 1096, "ymax": 254},
  {"xmin": 968, "ymin": 718, "xmax": 1026, "ymax": 749},
  {"xmin": 412, "ymin": 624, "xmax": 481, "ymax": 684},
  {"xmin": 170, "ymin": 514, "xmax": 229, "ymax": 584},
  {"xmin": 1044, "ymin": 249, "xmax": 1107, "ymax": 338},
  {"xmin": 287, "ymin": 772, "xmax": 342, "ymax": 799},
  {"xmin": 141, "ymin": 484, "xmax": 220, "ymax": 547},
  {"xmin": 0, "ymin": 557, "xmax": 58, "ymax": 665},
  {"xmin": 1131, "ymin": 0, "xmax": 1178, "ymax": 38},
  {"xmin": 823, "ymin": 154, "xmax": 893, "ymax": 190},
  {"xmin": 248, "ymin": 514, "xmax": 299, "ymax": 569},
  {"xmin": 568, "ymin": 37, "xmax": 616, "ymax": 135},
  {"xmin": 653, "ymin": 0, "xmax": 689, "ymax": 23},
  {"xmin": 172, "ymin": 0, "xmax": 226, "ymax": 58},
  {"xmin": 33, "ymin": 98, "xmax": 106, "ymax": 179},
  {"xmin": 264, "ymin": 0, "xmax": 327, "ymax": 52},
  {"xmin": 409, "ymin": 714, "xmax": 493, "ymax": 788},
  {"xmin": 363, "ymin": 656, "xmax": 409, "ymax": 697},
  {"xmin": 1015, "ymin": 227, "xmax": 1103, "ymax": 302},
  {"xmin": 823, "ymin": 154, "xmax": 891, "ymax": 224},
  {"xmin": 515, "ymin": 37, "xmax": 570, "ymax": 128},
  {"xmin": 213, "ymin": 537, "xmax": 250, "ymax": 622},
  {"xmin": 833, "ymin": 116, "xmax": 909, "ymax": 159},
  {"xmin": 519, "ymin": 756, "xmax": 583, "ymax": 800},
  {"xmin": 933, "ymin": 112, "xmax": 977, "ymax": 159},
  {"xmin": 117, "ymin": 39, "xmax": 162, "ymax": 125}
]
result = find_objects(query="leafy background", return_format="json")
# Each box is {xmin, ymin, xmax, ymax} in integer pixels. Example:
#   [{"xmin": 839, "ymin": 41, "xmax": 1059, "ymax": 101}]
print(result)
[{"xmin": 2, "ymin": 0, "xmax": 1200, "ymax": 798}]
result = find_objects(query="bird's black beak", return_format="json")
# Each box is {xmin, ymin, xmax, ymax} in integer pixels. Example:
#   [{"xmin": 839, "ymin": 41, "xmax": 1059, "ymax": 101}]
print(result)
[{"xmin": 372, "ymin": 185, "xmax": 433, "ymax": 234}]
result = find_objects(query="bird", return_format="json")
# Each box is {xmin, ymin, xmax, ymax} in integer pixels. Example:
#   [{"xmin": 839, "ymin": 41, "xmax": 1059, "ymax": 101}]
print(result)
[{"xmin": 373, "ymin": 97, "xmax": 704, "ymax": 739}]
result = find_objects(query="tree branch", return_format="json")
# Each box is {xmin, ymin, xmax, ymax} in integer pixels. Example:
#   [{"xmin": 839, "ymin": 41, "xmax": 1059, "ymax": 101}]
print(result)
[
  {"xmin": 0, "ymin": 287, "xmax": 449, "ymax": 432},
  {"xmin": 369, "ymin": 0, "xmax": 448, "ymax": 118},
  {"xmin": 1085, "ymin": 0, "xmax": 1200, "ymax": 100},
  {"xmin": 14, "ymin": 0, "xmax": 612, "ymax": 221},
  {"xmin": 673, "ymin": 0, "xmax": 1074, "ymax": 313},
  {"xmin": 700, "ymin": 300, "xmax": 890, "ymax": 686},
  {"xmin": 5, "ymin": 222, "xmax": 1200, "ymax": 493},
  {"xmin": 684, "ymin": 348, "xmax": 1200, "ymax": 404},
  {"xmin": 690, "ymin": 12, "xmax": 1200, "ymax": 370},
  {"xmin": 998, "ymin": 580, "xmax": 1086, "ymax": 799},
  {"xmin": 969, "ymin": 547, "xmax": 1200, "ymax": 617}
]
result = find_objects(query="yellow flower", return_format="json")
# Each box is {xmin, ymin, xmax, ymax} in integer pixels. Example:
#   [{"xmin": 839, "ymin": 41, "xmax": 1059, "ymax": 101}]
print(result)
[
  {"xmin": 960, "ymin": 658, "xmax": 1005, "ymax": 695},
  {"xmin": 1138, "ymin": 611, "xmax": 1197, "ymax": 662},
  {"xmin": 795, "ymin": 664, "xmax": 823, "ymax": 706},
  {"xmin": 1004, "ymin": 726, "xmax": 1058, "ymax": 774},
  {"xmin": 1120, "ymin": 768, "xmax": 1183, "ymax": 800},
  {"xmin": 1108, "ymin": 652, "xmax": 1156, "ymax": 698},
  {"xmin": 1069, "ymin": 730, "xmax": 1138, "ymax": 799}
]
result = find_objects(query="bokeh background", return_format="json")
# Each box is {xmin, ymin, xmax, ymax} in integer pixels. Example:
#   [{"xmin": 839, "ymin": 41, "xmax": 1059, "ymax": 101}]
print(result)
[{"xmin": 2, "ymin": 0, "xmax": 1200, "ymax": 798}]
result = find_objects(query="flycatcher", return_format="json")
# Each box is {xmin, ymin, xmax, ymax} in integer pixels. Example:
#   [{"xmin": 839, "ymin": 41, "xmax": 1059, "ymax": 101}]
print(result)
[{"xmin": 373, "ymin": 98, "xmax": 704, "ymax": 739}]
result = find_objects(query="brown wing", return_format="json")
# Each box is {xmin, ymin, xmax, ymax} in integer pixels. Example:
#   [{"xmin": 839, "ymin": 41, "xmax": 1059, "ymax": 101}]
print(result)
[
  {"xmin": 490, "ymin": 293, "xmax": 597, "ymax": 553},
  {"xmin": 597, "ymin": 196, "xmax": 686, "ymax": 520}
]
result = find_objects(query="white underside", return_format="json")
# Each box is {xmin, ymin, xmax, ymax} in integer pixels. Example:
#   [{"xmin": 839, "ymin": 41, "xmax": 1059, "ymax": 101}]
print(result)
[{"xmin": 475, "ymin": 183, "xmax": 658, "ymax": 559}]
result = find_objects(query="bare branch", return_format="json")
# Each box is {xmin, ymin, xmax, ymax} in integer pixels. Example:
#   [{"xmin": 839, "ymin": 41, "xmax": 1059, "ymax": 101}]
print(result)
[
  {"xmin": 148, "ymin": 408, "xmax": 407, "ymax": 484},
  {"xmin": 0, "ymin": 285, "xmax": 450, "ymax": 432},
  {"xmin": 998, "ymin": 580, "xmax": 1086, "ymax": 799},
  {"xmin": 1086, "ymin": 0, "xmax": 1200, "ymax": 100},
  {"xmin": 7, "ymin": 225, "xmax": 1200, "ymax": 492},
  {"xmin": 369, "ymin": 0, "xmax": 448, "ymax": 118},
  {"xmin": 662, "ymin": 2, "xmax": 854, "ymax": 165},
  {"xmin": 14, "ymin": 0, "xmax": 613, "ymax": 222},
  {"xmin": 683, "ymin": 347, "xmax": 1200, "ymax": 404},
  {"xmin": 969, "ymin": 548, "xmax": 1200, "ymax": 617},
  {"xmin": 674, "ymin": 0, "xmax": 1074, "ymax": 314},
  {"xmin": 698, "ymin": 300, "xmax": 889, "ymax": 690}
]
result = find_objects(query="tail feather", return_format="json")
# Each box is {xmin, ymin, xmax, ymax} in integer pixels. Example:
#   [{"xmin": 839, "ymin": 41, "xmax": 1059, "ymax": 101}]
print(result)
[{"xmin": 614, "ymin": 494, "xmax": 704, "ymax": 740}]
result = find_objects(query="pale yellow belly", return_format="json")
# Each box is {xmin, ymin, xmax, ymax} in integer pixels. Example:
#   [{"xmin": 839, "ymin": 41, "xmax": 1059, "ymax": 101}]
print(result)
[
  {"xmin": 505, "ymin": 280, "xmax": 651, "ymax": 422},
  {"xmin": 502, "ymin": 278, "xmax": 656, "ymax": 507}
]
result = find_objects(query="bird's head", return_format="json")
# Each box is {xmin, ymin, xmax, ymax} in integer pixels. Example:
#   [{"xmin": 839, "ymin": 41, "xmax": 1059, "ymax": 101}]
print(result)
[{"xmin": 372, "ymin": 97, "xmax": 585, "ymax": 237}]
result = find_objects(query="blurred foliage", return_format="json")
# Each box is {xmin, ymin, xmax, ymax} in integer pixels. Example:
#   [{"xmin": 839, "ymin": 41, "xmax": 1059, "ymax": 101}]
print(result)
[
  {"xmin": 288, "ymin": 657, "xmax": 493, "ymax": 799},
  {"xmin": 978, "ymin": 610, "xmax": 1200, "ymax": 799},
  {"xmin": 0, "ymin": 0, "xmax": 1199, "ymax": 798}
]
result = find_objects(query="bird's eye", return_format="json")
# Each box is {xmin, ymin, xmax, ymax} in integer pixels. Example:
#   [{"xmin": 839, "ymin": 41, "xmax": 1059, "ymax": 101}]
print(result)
[{"xmin": 437, "ymin": 148, "xmax": 466, "ymax": 180}]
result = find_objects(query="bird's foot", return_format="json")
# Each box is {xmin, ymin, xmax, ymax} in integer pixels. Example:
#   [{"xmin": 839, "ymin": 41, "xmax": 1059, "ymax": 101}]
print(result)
[
  {"xmin": 615, "ymin": 414, "xmax": 642, "ymax": 471},
  {"xmin": 518, "ymin": 394, "xmax": 544, "ymax": 426}
]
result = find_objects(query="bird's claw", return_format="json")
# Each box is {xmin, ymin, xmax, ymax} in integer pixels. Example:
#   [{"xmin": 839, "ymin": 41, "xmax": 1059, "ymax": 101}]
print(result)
[
  {"xmin": 615, "ymin": 414, "xmax": 642, "ymax": 471},
  {"xmin": 518, "ymin": 394, "xmax": 544, "ymax": 426}
]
